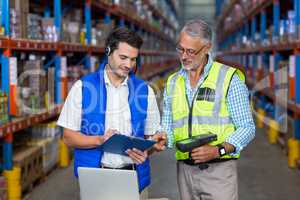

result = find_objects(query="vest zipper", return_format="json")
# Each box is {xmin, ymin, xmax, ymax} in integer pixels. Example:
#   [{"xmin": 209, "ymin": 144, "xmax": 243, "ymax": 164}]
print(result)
[{"xmin": 186, "ymin": 86, "xmax": 202, "ymax": 139}]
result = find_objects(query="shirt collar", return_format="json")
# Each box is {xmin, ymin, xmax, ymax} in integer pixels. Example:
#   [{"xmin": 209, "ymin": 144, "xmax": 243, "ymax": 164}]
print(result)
[{"xmin": 104, "ymin": 66, "xmax": 128, "ymax": 86}]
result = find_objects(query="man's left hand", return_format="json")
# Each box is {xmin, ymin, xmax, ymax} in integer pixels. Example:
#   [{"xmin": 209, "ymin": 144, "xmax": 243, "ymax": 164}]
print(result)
[
  {"xmin": 126, "ymin": 148, "xmax": 148, "ymax": 164},
  {"xmin": 152, "ymin": 132, "xmax": 167, "ymax": 152},
  {"xmin": 191, "ymin": 144, "xmax": 219, "ymax": 163}
]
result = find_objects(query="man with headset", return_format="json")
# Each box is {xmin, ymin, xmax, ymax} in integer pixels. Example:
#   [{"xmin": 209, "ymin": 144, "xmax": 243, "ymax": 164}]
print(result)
[{"xmin": 57, "ymin": 27, "xmax": 166, "ymax": 198}]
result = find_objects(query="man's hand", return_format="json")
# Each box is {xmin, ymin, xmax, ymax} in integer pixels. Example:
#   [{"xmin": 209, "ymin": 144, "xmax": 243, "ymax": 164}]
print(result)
[
  {"xmin": 99, "ymin": 129, "xmax": 118, "ymax": 144},
  {"xmin": 191, "ymin": 144, "xmax": 219, "ymax": 163},
  {"xmin": 126, "ymin": 148, "xmax": 148, "ymax": 164},
  {"xmin": 152, "ymin": 132, "xmax": 167, "ymax": 152}
]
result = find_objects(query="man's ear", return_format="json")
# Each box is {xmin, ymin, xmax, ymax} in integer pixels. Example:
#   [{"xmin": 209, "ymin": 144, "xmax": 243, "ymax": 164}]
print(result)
[
  {"xmin": 204, "ymin": 42, "xmax": 212, "ymax": 55},
  {"xmin": 206, "ymin": 42, "xmax": 212, "ymax": 50}
]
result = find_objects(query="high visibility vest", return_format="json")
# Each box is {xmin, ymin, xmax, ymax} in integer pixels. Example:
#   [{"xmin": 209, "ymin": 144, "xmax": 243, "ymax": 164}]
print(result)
[{"xmin": 166, "ymin": 61, "xmax": 245, "ymax": 160}]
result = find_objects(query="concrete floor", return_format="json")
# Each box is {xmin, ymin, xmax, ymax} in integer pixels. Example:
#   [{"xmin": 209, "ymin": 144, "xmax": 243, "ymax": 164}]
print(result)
[{"xmin": 27, "ymin": 127, "xmax": 300, "ymax": 200}]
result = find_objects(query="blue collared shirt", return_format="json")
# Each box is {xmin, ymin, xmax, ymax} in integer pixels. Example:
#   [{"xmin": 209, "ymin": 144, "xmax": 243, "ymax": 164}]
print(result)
[{"xmin": 160, "ymin": 54, "xmax": 255, "ymax": 156}]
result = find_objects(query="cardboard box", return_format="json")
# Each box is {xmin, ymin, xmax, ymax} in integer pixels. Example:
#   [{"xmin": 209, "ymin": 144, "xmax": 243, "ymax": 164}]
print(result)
[
  {"xmin": 10, "ymin": 0, "xmax": 22, "ymax": 11},
  {"xmin": 10, "ymin": 0, "xmax": 29, "ymax": 12},
  {"xmin": 27, "ymin": 14, "xmax": 43, "ymax": 40},
  {"xmin": 21, "ymin": 12, "xmax": 28, "ymax": 38},
  {"xmin": 96, "ymin": 22, "xmax": 113, "ymax": 46},
  {"xmin": 42, "ymin": 17, "xmax": 57, "ymax": 42},
  {"xmin": 68, "ymin": 22, "xmax": 80, "ymax": 43}
]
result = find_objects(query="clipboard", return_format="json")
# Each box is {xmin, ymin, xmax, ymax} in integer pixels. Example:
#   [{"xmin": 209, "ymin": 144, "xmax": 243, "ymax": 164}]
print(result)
[{"xmin": 101, "ymin": 134, "xmax": 156, "ymax": 155}]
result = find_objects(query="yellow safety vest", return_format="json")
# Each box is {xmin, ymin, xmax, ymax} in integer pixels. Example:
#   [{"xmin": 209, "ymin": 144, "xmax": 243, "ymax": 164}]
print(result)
[{"xmin": 166, "ymin": 61, "xmax": 245, "ymax": 160}]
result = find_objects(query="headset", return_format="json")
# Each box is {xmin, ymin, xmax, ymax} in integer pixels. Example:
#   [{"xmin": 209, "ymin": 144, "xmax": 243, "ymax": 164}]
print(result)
[{"xmin": 105, "ymin": 46, "xmax": 112, "ymax": 56}]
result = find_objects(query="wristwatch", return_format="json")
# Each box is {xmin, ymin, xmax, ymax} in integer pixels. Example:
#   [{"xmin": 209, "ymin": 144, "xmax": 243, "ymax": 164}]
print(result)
[{"xmin": 217, "ymin": 144, "xmax": 226, "ymax": 157}]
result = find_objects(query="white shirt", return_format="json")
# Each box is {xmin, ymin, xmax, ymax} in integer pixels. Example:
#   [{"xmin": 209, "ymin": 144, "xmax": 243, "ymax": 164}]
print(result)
[{"xmin": 57, "ymin": 69, "xmax": 160, "ymax": 168}]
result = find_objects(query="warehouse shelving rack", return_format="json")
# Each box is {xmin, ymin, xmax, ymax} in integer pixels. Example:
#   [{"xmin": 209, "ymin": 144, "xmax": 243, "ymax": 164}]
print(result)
[
  {"xmin": 216, "ymin": 0, "xmax": 300, "ymax": 166},
  {"xmin": 0, "ymin": 0, "xmax": 179, "ymax": 172}
]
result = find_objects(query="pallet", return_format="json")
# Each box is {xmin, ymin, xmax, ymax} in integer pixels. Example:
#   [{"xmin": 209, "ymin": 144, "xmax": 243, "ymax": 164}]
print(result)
[
  {"xmin": 21, "ymin": 163, "xmax": 59, "ymax": 200},
  {"xmin": 13, "ymin": 145, "xmax": 44, "ymax": 192}
]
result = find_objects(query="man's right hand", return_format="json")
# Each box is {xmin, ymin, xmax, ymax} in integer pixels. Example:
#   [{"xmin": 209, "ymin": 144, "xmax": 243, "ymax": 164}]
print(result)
[{"xmin": 96, "ymin": 129, "xmax": 118, "ymax": 145}]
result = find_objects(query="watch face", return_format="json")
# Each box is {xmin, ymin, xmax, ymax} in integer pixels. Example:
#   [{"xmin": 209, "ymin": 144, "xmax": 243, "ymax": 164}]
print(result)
[{"xmin": 220, "ymin": 148, "xmax": 226, "ymax": 155}]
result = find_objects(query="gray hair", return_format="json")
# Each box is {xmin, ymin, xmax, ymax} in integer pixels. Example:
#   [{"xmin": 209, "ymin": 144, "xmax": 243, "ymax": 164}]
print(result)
[{"xmin": 181, "ymin": 19, "xmax": 212, "ymax": 44}]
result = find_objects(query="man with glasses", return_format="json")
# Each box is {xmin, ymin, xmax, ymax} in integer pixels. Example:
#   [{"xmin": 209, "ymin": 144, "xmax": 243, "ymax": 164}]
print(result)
[{"xmin": 160, "ymin": 19, "xmax": 255, "ymax": 200}]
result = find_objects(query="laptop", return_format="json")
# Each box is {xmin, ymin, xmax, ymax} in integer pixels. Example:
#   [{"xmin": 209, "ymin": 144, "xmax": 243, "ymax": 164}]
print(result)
[{"xmin": 78, "ymin": 167, "xmax": 140, "ymax": 200}]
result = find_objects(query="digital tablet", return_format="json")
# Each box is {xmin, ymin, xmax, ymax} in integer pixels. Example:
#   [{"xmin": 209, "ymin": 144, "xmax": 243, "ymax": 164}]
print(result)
[{"xmin": 101, "ymin": 134, "xmax": 156, "ymax": 155}]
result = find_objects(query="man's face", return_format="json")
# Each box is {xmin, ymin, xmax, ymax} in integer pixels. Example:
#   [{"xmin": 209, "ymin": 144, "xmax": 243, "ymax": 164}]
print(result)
[
  {"xmin": 108, "ymin": 42, "xmax": 139, "ymax": 78},
  {"xmin": 176, "ymin": 31, "xmax": 211, "ymax": 71}
]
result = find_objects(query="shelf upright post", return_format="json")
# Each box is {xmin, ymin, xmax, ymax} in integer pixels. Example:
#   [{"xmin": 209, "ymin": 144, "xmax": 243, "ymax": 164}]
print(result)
[
  {"xmin": 251, "ymin": 16, "xmax": 257, "ymax": 80},
  {"xmin": 293, "ymin": 0, "xmax": 300, "ymax": 139},
  {"xmin": 258, "ymin": 9, "xmax": 267, "ymax": 81},
  {"xmin": 289, "ymin": 52, "xmax": 296, "ymax": 101},
  {"xmin": 269, "ymin": 53, "xmax": 275, "ymax": 90},
  {"xmin": 130, "ymin": 22, "xmax": 135, "ymax": 31},
  {"xmin": 273, "ymin": 0, "xmax": 280, "ymax": 44},
  {"xmin": 119, "ymin": 18, "xmax": 125, "ymax": 27},
  {"xmin": 104, "ymin": 13, "xmax": 111, "ymax": 24},
  {"xmin": 245, "ymin": 22, "xmax": 250, "ymax": 76},
  {"xmin": 274, "ymin": 52, "xmax": 286, "ymax": 131},
  {"xmin": 241, "ymin": 25, "xmax": 246, "ymax": 68},
  {"xmin": 3, "ymin": 133, "xmax": 13, "ymax": 170},
  {"xmin": 54, "ymin": 0, "xmax": 64, "ymax": 104},
  {"xmin": 296, "ymin": 0, "xmax": 300, "ymax": 39},
  {"xmin": 215, "ymin": 0, "xmax": 223, "ymax": 17},
  {"xmin": 85, "ymin": 0, "xmax": 92, "ymax": 70},
  {"xmin": 44, "ymin": 6, "xmax": 51, "ymax": 17},
  {"xmin": 85, "ymin": 0, "xmax": 91, "ymax": 46},
  {"xmin": 2, "ymin": 0, "xmax": 9, "ymax": 35},
  {"xmin": 1, "ymin": 0, "xmax": 10, "ymax": 113},
  {"xmin": 270, "ymin": 0, "xmax": 280, "ymax": 91},
  {"xmin": 290, "ymin": 0, "xmax": 299, "ymax": 102},
  {"xmin": 237, "ymin": 29, "xmax": 242, "ymax": 64},
  {"xmin": 1, "ymin": 0, "xmax": 13, "ymax": 171}
]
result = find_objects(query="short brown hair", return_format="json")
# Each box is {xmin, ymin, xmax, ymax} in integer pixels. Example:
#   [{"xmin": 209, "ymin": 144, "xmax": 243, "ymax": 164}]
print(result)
[{"xmin": 105, "ymin": 27, "xmax": 143, "ymax": 55}]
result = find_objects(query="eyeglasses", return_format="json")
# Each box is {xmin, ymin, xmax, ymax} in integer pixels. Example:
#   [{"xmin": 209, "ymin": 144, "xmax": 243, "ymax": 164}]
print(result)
[{"xmin": 175, "ymin": 44, "xmax": 206, "ymax": 57}]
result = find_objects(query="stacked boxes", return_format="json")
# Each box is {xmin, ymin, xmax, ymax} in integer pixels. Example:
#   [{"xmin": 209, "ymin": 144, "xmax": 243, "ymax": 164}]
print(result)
[
  {"xmin": 62, "ymin": 9, "xmax": 83, "ymax": 44},
  {"xmin": 16, "ymin": 56, "xmax": 55, "ymax": 116},
  {"xmin": 18, "ymin": 58, "xmax": 48, "ymax": 114},
  {"xmin": 23, "ymin": 60, "xmax": 47, "ymax": 110},
  {"xmin": 9, "ymin": 0, "xmax": 29, "ymax": 38},
  {"xmin": 67, "ymin": 65, "xmax": 87, "ymax": 90},
  {"xmin": 288, "ymin": 10, "xmax": 297, "ymax": 42},
  {"xmin": 10, "ymin": 8, "xmax": 22, "ymax": 39},
  {"xmin": 0, "ymin": 91, "xmax": 9, "ymax": 125},
  {"xmin": 94, "ymin": 20, "xmax": 114, "ymax": 46},
  {"xmin": 11, "ymin": 122, "xmax": 62, "ymax": 190},
  {"xmin": 42, "ymin": 18, "xmax": 58, "ymax": 42},
  {"xmin": 30, "ymin": 137, "xmax": 59, "ymax": 174},
  {"xmin": 10, "ymin": 0, "xmax": 59, "ymax": 40},
  {"xmin": 30, "ymin": 122, "xmax": 61, "ymax": 141},
  {"xmin": 27, "ymin": 14, "xmax": 43, "ymax": 40},
  {"xmin": 28, "ymin": 122, "xmax": 61, "ymax": 173},
  {"xmin": 13, "ymin": 146, "xmax": 43, "ymax": 192},
  {"xmin": 10, "ymin": 0, "xmax": 29, "ymax": 39}
]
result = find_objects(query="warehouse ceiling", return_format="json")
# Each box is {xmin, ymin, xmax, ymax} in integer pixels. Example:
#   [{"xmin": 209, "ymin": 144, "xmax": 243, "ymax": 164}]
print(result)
[
  {"xmin": 179, "ymin": 0, "xmax": 216, "ymax": 27},
  {"xmin": 178, "ymin": 0, "xmax": 217, "ymax": 50}
]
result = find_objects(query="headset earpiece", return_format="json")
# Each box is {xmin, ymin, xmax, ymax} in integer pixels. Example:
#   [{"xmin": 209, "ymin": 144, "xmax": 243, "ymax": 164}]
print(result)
[{"xmin": 105, "ymin": 46, "xmax": 111, "ymax": 56}]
